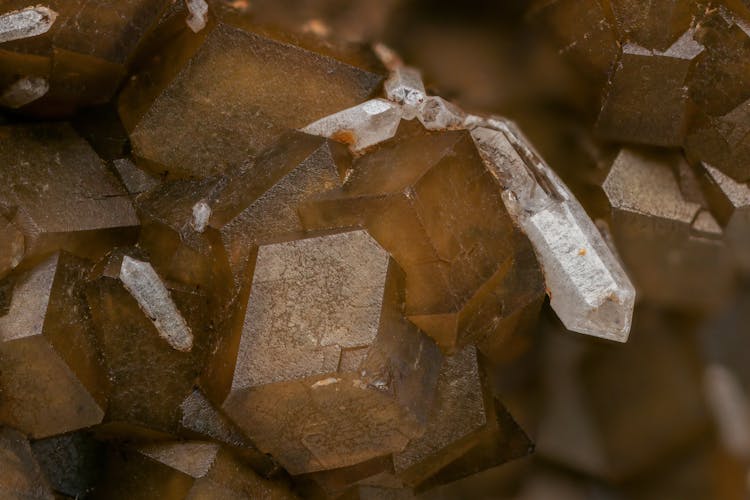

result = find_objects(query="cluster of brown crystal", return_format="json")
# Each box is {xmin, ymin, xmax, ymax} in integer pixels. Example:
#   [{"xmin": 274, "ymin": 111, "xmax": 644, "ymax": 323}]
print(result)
[
  {"xmin": 0, "ymin": 2, "xmax": 547, "ymax": 498},
  {"xmin": 531, "ymin": 0, "xmax": 750, "ymax": 311}
]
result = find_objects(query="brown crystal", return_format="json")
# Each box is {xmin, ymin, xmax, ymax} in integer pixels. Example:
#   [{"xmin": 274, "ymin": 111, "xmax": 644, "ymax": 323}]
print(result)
[{"xmin": 0, "ymin": 427, "xmax": 54, "ymax": 499}]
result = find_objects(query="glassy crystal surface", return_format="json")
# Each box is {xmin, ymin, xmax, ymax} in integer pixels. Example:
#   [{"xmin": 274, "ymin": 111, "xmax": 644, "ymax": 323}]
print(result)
[
  {"xmin": 0, "ymin": 253, "xmax": 105, "ymax": 438},
  {"xmin": 301, "ymin": 120, "xmax": 546, "ymax": 352},
  {"xmin": 217, "ymin": 230, "xmax": 442, "ymax": 474},
  {"xmin": 0, "ymin": 76, "xmax": 48, "ymax": 108},
  {"xmin": 121, "ymin": 21, "xmax": 383, "ymax": 177},
  {"xmin": 472, "ymin": 120, "xmax": 635, "ymax": 342},
  {"xmin": 384, "ymin": 66, "xmax": 425, "ymax": 120},
  {"xmin": 602, "ymin": 148, "xmax": 735, "ymax": 310},
  {"xmin": 0, "ymin": 123, "xmax": 138, "ymax": 263},
  {"xmin": 0, "ymin": 5, "xmax": 57, "ymax": 43}
]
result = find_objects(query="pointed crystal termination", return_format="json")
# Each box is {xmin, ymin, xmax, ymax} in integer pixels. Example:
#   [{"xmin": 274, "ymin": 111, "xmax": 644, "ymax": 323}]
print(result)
[
  {"xmin": 119, "ymin": 256, "xmax": 194, "ymax": 352},
  {"xmin": 471, "ymin": 121, "xmax": 635, "ymax": 342},
  {"xmin": 301, "ymin": 98, "xmax": 402, "ymax": 152},
  {"xmin": 384, "ymin": 66, "xmax": 426, "ymax": 120},
  {"xmin": 0, "ymin": 77, "xmax": 49, "ymax": 109},
  {"xmin": 0, "ymin": 5, "xmax": 57, "ymax": 43}
]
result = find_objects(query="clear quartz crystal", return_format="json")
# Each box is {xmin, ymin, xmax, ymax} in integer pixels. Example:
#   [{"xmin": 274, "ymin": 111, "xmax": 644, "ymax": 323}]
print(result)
[
  {"xmin": 0, "ymin": 6, "xmax": 57, "ymax": 43},
  {"xmin": 471, "ymin": 119, "xmax": 635, "ymax": 342},
  {"xmin": 384, "ymin": 66, "xmax": 426, "ymax": 120},
  {"xmin": 418, "ymin": 96, "xmax": 466, "ymax": 130},
  {"xmin": 0, "ymin": 77, "xmax": 49, "ymax": 109},
  {"xmin": 119, "ymin": 256, "xmax": 194, "ymax": 352},
  {"xmin": 301, "ymin": 98, "xmax": 402, "ymax": 152}
]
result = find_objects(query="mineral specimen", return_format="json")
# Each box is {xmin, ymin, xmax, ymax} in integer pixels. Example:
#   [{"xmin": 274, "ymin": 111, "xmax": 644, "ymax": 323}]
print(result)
[{"xmin": 0, "ymin": 427, "xmax": 54, "ymax": 499}]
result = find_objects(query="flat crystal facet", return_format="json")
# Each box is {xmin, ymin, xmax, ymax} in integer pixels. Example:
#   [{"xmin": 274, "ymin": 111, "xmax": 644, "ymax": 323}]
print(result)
[
  {"xmin": 0, "ymin": 6, "xmax": 57, "ymax": 43},
  {"xmin": 0, "ymin": 123, "xmax": 139, "ymax": 263},
  {"xmin": 0, "ymin": 428, "xmax": 54, "ymax": 499},
  {"xmin": 608, "ymin": 0, "xmax": 698, "ymax": 51},
  {"xmin": 384, "ymin": 66, "xmax": 426, "ymax": 120},
  {"xmin": 0, "ymin": 253, "xmax": 106, "ymax": 438},
  {"xmin": 217, "ymin": 230, "xmax": 442, "ymax": 474},
  {"xmin": 302, "ymin": 98, "xmax": 403, "ymax": 152},
  {"xmin": 472, "ymin": 122, "xmax": 635, "ymax": 342},
  {"xmin": 602, "ymin": 149, "xmax": 735, "ymax": 310},
  {"xmin": 418, "ymin": 96, "xmax": 466, "ymax": 131},
  {"xmin": 98, "ymin": 442, "xmax": 295, "ymax": 499},
  {"xmin": 698, "ymin": 163, "xmax": 750, "ymax": 272}
]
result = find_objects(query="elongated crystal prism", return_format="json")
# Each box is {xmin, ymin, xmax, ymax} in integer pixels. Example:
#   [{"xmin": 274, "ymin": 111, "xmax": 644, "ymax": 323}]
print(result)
[
  {"xmin": 471, "ymin": 121, "xmax": 635, "ymax": 341},
  {"xmin": 0, "ymin": 5, "xmax": 57, "ymax": 43}
]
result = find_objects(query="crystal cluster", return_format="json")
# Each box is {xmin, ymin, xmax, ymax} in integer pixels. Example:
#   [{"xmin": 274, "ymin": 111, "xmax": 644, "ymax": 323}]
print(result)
[{"xmin": 0, "ymin": 1, "xmax": 638, "ymax": 498}]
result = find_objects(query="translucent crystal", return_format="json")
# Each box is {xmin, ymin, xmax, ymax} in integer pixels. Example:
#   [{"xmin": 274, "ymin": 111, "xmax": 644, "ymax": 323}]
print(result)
[
  {"xmin": 218, "ymin": 230, "xmax": 442, "ymax": 474},
  {"xmin": 608, "ymin": 0, "xmax": 698, "ymax": 51},
  {"xmin": 301, "ymin": 98, "xmax": 402, "ymax": 152},
  {"xmin": 119, "ymin": 256, "xmax": 194, "ymax": 352},
  {"xmin": 384, "ymin": 66, "xmax": 426, "ymax": 120},
  {"xmin": 0, "ymin": 76, "xmax": 48, "ymax": 108},
  {"xmin": 0, "ymin": 5, "xmax": 57, "ymax": 43},
  {"xmin": 417, "ymin": 96, "xmax": 465, "ymax": 131},
  {"xmin": 0, "ymin": 253, "xmax": 106, "ymax": 438},
  {"xmin": 185, "ymin": 0, "xmax": 209, "ymax": 33},
  {"xmin": 472, "ymin": 121, "xmax": 635, "ymax": 342}
]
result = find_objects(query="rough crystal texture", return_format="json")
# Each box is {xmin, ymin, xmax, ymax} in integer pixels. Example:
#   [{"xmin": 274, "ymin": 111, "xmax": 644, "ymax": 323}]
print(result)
[
  {"xmin": 0, "ymin": 123, "xmax": 138, "ymax": 263},
  {"xmin": 0, "ymin": 427, "xmax": 54, "ymax": 499},
  {"xmin": 98, "ymin": 442, "xmax": 295, "ymax": 499},
  {"xmin": 300, "ymin": 120, "xmax": 545, "ymax": 352},
  {"xmin": 0, "ymin": 253, "xmax": 105, "ymax": 438},
  {"xmin": 607, "ymin": 0, "xmax": 697, "ymax": 51},
  {"xmin": 302, "ymin": 98, "xmax": 402, "ymax": 151},
  {"xmin": 418, "ymin": 96, "xmax": 465, "ymax": 131},
  {"xmin": 0, "ymin": 215, "xmax": 24, "ymax": 278},
  {"xmin": 218, "ymin": 230, "xmax": 442, "ymax": 474},
  {"xmin": 595, "ymin": 32, "xmax": 702, "ymax": 147},
  {"xmin": 602, "ymin": 149, "xmax": 735, "ymax": 310},
  {"xmin": 122, "ymin": 21, "xmax": 383, "ymax": 177},
  {"xmin": 0, "ymin": 76, "xmax": 49, "ymax": 108},
  {"xmin": 472, "ymin": 121, "xmax": 635, "ymax": 341},
  {"xmin": 31, "ymin": 431, "xmax": 105, "ymax": 498},
  {"xmin": 0, "ymin": 5, "xmax": 57, "ymax": 43}
]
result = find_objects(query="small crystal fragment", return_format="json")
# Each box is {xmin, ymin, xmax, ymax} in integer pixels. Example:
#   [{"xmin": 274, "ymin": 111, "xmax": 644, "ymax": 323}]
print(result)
[
  {"xmin": 0, "ymin": 76, "xmax": 48, "ymax": 108},
  {"xmin": 0, "ymin": 5, "xmax": 57, "ymax": 43},
  {"xmin": 191, "ymin": 200, "xmax": 211, "ymax": 233},
  {"xmin": 119, "ymin": 255, "xmax": 194, "ymax": 352},
  {"xmin": 217, "ymin": 230, "xmax": 442, "ymax": 474},
  {"xmin": 384, "ymin": 66, "xmax": 426, "ymax": 120},
  {"xmin": 0, "ymin": 253, "xmax": 106, "ymax": 438},
  {"xmin": 472, "ymin": 122, "xmax": 635, "ymax": 341},
  {"xmin": 417, "ymin": 96, "xmax": 465, "ymax": 131},
  {"xmin": 185, "ymin": 0, "xmax": 209, "ymax": 33},
  {"xmin": 301, "ymin": 98, "xmax": 402, "ymax": 151}
]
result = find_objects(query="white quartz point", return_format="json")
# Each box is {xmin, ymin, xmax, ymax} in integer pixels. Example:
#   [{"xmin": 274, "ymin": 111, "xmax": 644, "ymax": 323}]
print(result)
[
  {"xmin": 471, "ymin": 123, "xmax": 635, "ymax": 342},
  {"xmin": 385, "ymin": 66, "xmax": 426, "ymax": 120},
  {"xmin": 301, "ymin": 98, "xmax": 402, "ymax": 152},
  {"xmin": 0, "ymin": 6, "xmax": 57, "ymax": 43},
  {"xmin": 119, "ymin": 256, "xmax": 194, "ymax": 352},
  {"xmin": 418, "ymin": 96, "xmax": 465, "ymax": 130},
  {"xmin": 185, "ymin": 0, "xmax": 208, "ymax": 33},
  {"xmin": 0, "ymin": 76, "xmax": 48, "ymax": 108},
  {"xmin": 191, "ymin": 200, "xmax": 211, "ymax": 233}
]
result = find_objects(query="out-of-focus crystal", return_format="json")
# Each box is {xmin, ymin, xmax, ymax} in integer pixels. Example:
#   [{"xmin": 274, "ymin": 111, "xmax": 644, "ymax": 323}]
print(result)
[
  {"xmin": 302, "ymin": 98, "xmax": 402, "ymax": 152},
  {"xmin": 602, "ymin": 148, "xmax": 735, "ymax": 310},
  {"xmin": 0, "ymin": 76, "xmax": 48, "ymax": 108},
  {"xmin": 0, "ymin": 427, "xmax": 54, "ymax": 499},
  {"xmin": 185, "ymin": 0, "xmax": 209, "ymax": 33},
  {"xmin": 217, "ymin": 230, "xmax": 442, "ymax": 474},
  {"xmin": 0, "ymin": 253, "xmax": 105, "ymax": 438},
  {"xmin": 472, "ymin": 121, "xmax": 635, "ymax": 342},
  {"xmin": 0, "ymin": 215, "xmax": 24, "ymax": 278}
]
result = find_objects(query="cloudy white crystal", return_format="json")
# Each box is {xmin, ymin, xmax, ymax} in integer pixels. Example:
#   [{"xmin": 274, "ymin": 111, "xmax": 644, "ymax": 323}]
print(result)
[
  {"xmin": 185, "ymin": 0, "xmax": 209, "ymax": 33},
  {"xmin": 418, "ymin": 96, "xmax": 466, "ymax": 130},
  {"xmin": 301, "ymin": 98, "xmax": 402, "ymax": 152},
  {"xmin": 0, "ymin": 6, "xmax": 57, "ymax": 43},
  {"xmin": 472, "ymin": 121, "xmax": 635, "ymax": 342},
  {"xmin": 0, "ymin": 76, "xmax": 48, "ymax": 109},
  {"xmin": 384, "ymin": 66, "xmax": 426, "ymax": 120},
  {"xmin": 119, "ymin": 256, "xmax": 194, "ymax": 352}
]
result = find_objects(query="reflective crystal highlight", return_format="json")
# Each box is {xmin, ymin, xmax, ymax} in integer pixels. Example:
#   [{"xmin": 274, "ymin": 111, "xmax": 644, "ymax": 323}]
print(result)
[
  {"xmin": 0, "ymin": 5, "xmax": 57, "ymax": 43},
  {"xmin": 472, "ymin": 122, "xmax": 635, "ymax": 341},
  {"xmin": 385, "ymin": 66, "xmax": 426, "ymax": 120}
]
